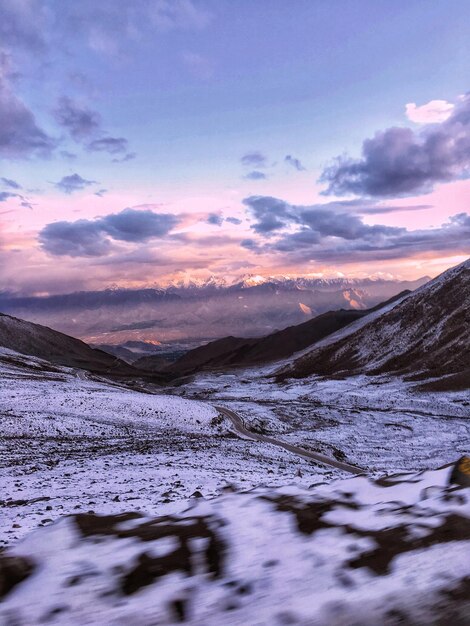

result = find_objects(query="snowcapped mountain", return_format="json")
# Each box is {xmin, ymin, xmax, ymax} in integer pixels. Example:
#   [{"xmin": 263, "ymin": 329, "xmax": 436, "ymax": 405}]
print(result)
[
  {"xmin": 0, "ymin": 274, "xmax": 430, "ymax": 345},
  {"xmin": 279, "ymin": 258, "xmax": 470, "ymax": 386}
]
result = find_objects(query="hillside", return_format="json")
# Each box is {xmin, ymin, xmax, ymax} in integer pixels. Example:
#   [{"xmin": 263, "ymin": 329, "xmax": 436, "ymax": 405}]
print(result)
[
  {"xmin": 159, "ymin": 291, "xmax": 410, "ymax": 376},
  {"xmin": 0, "ymin": 312, "xmax": 161, "ymax": 379},
  {"xmin": 278, "ymin": 259, "xmax": 470, "ymax": 385}
]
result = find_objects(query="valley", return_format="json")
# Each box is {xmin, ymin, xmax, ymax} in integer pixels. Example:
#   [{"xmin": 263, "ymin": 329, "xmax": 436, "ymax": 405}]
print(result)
[{"xmin": 1, "ymin": 260, "xmax": 469, "ymax": 624}]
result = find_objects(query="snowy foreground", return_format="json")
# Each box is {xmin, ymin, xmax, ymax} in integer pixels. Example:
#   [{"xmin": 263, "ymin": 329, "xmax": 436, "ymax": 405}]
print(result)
[
  {"xmin": 1, "ymin": 466, "xmax": 469, "ymax": 625},
  {"xmin": 1, "ymin": 348, "xmax": 469, "ymax": 624}
]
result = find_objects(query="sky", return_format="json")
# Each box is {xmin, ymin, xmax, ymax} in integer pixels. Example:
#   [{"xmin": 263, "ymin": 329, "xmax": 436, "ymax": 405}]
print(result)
[{"xmin": 0, "ymin": 0, "xmax": 469, "ymax": 295}]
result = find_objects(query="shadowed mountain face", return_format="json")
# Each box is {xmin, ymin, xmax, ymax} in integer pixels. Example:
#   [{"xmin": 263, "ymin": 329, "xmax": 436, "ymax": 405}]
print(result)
[
  {"xmin": 0, "ymin": 312, "xmax": 163, "ymax": 380},
  {"xmin": 155, "ymin": 292, "xmax": 410, "ymax": 376},
  {"xmin": 279, "ymin": 259, "xmax": 470, "ymax": 385},
  {"xmin": 0, "ymin": 276, "xmax": 428, "ymax": 345}
]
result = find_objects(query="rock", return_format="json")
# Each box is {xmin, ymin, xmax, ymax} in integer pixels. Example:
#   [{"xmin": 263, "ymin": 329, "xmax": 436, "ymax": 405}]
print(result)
[
  {"xmin": 449, "ymin": 456, "xmax": 470, "ymax": 487},
  {"xmin": 0, "ymin": 556, "xmax": 35, "ymax": 599}
]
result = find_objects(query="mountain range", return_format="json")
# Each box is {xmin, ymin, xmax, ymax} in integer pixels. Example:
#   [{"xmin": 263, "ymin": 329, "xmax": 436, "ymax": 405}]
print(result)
[{"xmin": 0, "ymin": 274, "xmax": 429, "ymax": 346}]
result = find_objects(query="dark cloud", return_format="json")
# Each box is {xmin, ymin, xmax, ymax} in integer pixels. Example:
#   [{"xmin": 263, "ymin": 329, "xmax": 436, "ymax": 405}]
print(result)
[
  {"xmin": 39, "ymin": 207, "xmax": 180, "ymax": 257},
  {"xmin": 1, "ymin": 177, "xmax": 21, "ymax": 189},
  {"xmin": 226, "ymin": 216, "xmax": 242, "ymax": 225},
  {"xmin": 53, "ymin": 98, "xmax": 134, "ymax": 158},
  {"xmin": 0, "ymin": 0, "xmax": 46, "ymax": 52},
  {"xmin": 0, "ymin": 188, "xmax": 33, "ymax": 208},
  {"xmin": 0, "ymin": 191, "xmax": 15, "ymax": 202},
  {"xmin": 87, "ymin": 136, "xmax": 128, "ymax": 155},
  {"xmin": 320, "ymin": 94, "xmax": 470, "ymax": 197},
  {"xmin": 244, "ymin": 170, "xmax": 267, "ymax": 181},
  {"xmin": 0, "ymin": 53, "xmax": 56, "ymax": 159},
  {"xmin": 285, "ymin": 155, "xmax": 306, "ymax": 171},
  {"xmin": 101, "ymin": 208, "xmax": 179, "ymax": 242},
  {"xmin": 242, "ymin": 194, "xmax": 470, "ymax": 263},
  {"xmin": 55, "ymin": 173, "xmax": 97, "ymax": 194},
  {"xmin": 39, "ymin": 220, "xmax": 112, "ymax": 257},
  {"xmin": 53, "ymin": 97, "xmax": 101, "ymax": 140},
  {"xmin": 112, "ymin": 151, "xmax": 136, "ymax": 163},
  {"xmin": 242, "ymin": 196, "xmax": 291, "ymax": 234},
  {"xmin": 356, "ymin": 204, "xmax": 431, "ymax": 215},
  {"xmin": 241, "ymin": 151, "xmax": 267, "ymax": 168},
  {"xmin": 94, "ymin": 188, "xmax": 107, "ymax": 197},
  {"xmin": 207, "ymin": 213, "xmax": 224, "ymax": 226}
]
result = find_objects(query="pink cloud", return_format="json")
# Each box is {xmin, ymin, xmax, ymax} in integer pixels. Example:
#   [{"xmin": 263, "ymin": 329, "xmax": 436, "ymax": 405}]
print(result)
[{"xmin": 405, "ymin": 99, "xmax": 454, "ymax": 124}]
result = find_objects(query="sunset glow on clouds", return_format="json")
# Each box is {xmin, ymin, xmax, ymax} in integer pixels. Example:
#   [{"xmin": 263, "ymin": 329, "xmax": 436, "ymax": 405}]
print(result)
[{"xmin": 0, "ymin": 0, "xmax": 469, "ymax": 295}]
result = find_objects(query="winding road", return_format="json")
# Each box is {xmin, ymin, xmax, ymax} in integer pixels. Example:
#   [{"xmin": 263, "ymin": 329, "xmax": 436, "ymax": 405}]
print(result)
[{"xmin": 215, "ymin": 405, "xmax": 365, "ymax": 475}]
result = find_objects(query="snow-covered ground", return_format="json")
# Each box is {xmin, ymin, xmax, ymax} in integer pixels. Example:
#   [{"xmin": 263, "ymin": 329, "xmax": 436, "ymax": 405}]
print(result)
[
  {"xmin": 1, "ymin": 465, "xmax": 469, "ymax": 625},
  {"xmin": 173, "ymin": 368, "xmax": 470, "ymax": 474},
  {"xmin": 0, "ymin": 349, "xmax": 336, "ymax": 548},
  {"xmin": 1, "ymin": 347, "xmax": 469, "ymax": 625}
]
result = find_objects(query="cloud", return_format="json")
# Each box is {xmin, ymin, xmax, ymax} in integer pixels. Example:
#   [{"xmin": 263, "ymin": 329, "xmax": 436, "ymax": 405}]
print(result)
[
  {"xmin": 0, "ymin": 0, "xmax": 46, "ymax": 52},
  {"xmin": 207, "ymin": 213, "xmax": 224, "ymax": 226},
  {"xmin": 244, "ymin": 170, "xmax": 267, "ymax": 180},
  {"xmin": 102, "ymin": 208, "xmax": 179, "ymax": 242},
  {"xmin": 112, "ymin": 151, "xmax": 136, "ymax": 163},
  {"xmin": 55, "ymin": 173, "xmax": 97, "ymax": 194},
  {"xmin": 0, "ymin": 188, "xmax": 33, "ymax": 208},
  {"xmin": 87, "ymin": 136, "xmax": 129, "ymax": 155},
  {"xmin": 226, "ymin": 216, "xmax": 242, "ymax": 225},
  {"xmin": 285, "ymin": 154, "xmax": 306, "ymax": 171},
  {"xmin": 242, "ymin": 194, "xmax": 470, "ymax": 263},
  {"xmin": 0, "ymin": 191, "xmax": 16, "ymax": 202},
  {"xmin": 1, "ymin": 177, "xmax": 21, "ymax": 189},
  {"xmin": 405, "ymin": 99, "xmax": 454, "ymax": 124},
  {"xmin": 39, "ymin": 207, "xmax": 180, "ymax": 257},
  {"xmin": 0, "ymin": 52, "xmax": 56, "ymax": 159},
  {"xmin": 94, "ymin": 188, "xmax": 107, "ymax": 197},
  {"xmin": 320, "ymin": 94, "xmax": 470, "ymax": 197},
  {"xmin": 53, "ymin": 97, "xmax": 101, "ymax": 140},
  {"xmin": 38, "ymin": 219, "xmax": 112, "ymax": 257},
  {"xmin": 53, "ymin": 97, "xmax": 134, "ymax": 158},
  {"xmin": 241, "ymin": 151, "xmax": 267, "ymax": 168},
  {"xmin": 242, "ymin": 195, "xmax": 292, "ymax": 234}
]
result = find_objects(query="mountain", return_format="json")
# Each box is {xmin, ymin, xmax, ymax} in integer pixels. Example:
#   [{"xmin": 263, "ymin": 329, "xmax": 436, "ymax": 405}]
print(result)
[
  {"xmin": 153, "ymin": 291, "xmax": 410, "ymax": 376},
  {"xmin": 0, "ymin": 312, "xmax": 164, "ymax": 380},
  {"xmin": 0, "ymin": 275, "xmax": 429, "ymax": 345},
  {"xmin": 278, "ymin": 259, "xmax": 470, "ymax": 387}
]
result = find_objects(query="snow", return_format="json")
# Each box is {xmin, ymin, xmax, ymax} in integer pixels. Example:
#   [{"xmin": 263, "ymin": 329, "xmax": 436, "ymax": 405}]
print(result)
[
  {"xmin": 1, "ymin": 333, "xmax": 469, "ymax": 625},
  {"xmin": 0, "ymin": 349, "xmax": 335, "ymax": 548},
  {"xmin": 1, "ymin": 465, "xmax": 469, "ymax": 625}
]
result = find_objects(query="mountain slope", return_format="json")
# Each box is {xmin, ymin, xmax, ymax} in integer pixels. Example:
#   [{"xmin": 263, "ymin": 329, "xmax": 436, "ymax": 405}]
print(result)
[
  {"xmin": 158, "ymin": 292, "xmax": 410, "ymax": 376},
  {"xmin": 0, "ymin": 312, "xmax": 158, "ymax": 378},
  {"xmin": 278, "ymin": 259, "xmax": 470, "ymax": 383}
]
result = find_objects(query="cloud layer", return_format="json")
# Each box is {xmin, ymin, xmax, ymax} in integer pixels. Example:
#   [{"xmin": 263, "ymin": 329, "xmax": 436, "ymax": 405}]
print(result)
[
  {"xmin": 39, "ymin": 208, "xmax": 180, "ymax": 257},
  {"xmin": 320, "ymin": 94, "xmax": 470, "ymax": 197},
  {"xmin": 242, "ymin": 195, "xmax": 470, "ymax": 263}
]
